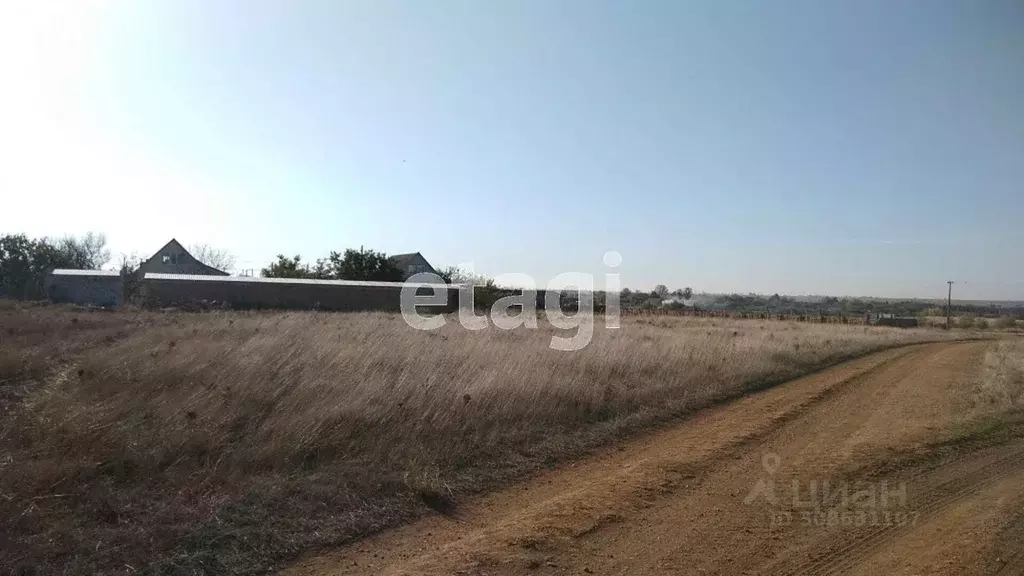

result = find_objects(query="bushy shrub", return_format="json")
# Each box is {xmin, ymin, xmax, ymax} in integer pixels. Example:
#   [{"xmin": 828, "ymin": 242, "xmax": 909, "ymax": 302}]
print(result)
[{"xmin": 994, "ymin": 316, "xmax": 1018, "ymax": 330}]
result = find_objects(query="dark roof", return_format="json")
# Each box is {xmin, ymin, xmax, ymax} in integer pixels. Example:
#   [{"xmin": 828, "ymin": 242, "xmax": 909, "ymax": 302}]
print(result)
[
  {"xmin": 389, "ymin": 252, "xmax": 420, "ymax": 268},
  {"xmin": 146, "ymin": 238, "xmax": 229, "ymax": 276}
]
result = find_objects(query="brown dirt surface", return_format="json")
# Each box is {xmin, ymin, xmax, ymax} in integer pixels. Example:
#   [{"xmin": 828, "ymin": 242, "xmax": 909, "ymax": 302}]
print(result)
[{"xmin": 283, "ymin": 341, "xmax": 1024, "ymax": 576}]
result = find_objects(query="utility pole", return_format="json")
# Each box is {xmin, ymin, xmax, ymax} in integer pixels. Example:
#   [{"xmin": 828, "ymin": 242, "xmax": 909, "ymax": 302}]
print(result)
[{"xmin": 946, "ymin": 281, "xmax": 955, "ymax": 329}]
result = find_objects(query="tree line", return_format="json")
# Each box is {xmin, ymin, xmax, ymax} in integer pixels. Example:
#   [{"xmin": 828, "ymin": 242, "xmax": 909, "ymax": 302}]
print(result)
[
  {"xmin": 698, "ymin": 293, "xmax": 1024, "ymax": 319},
  {"xmin": 261, "ymin": 249, "xmax": 486, "ymax": 284},
  {"xmin": 260, "ymin": 249, "xmax": 406, "ymax": 282},
  {"xmin": 8, "ymin": 232, "xmax": 1016, "ymax": 319},
  {"xmin": 620, "ymin": 285, "xmax": 694, "ymax": 309},
  {"xmin": 0, "ymin": 233, "xmax": 111, "ymax": 300},
  {"xmin": 1, "ymin": 230, "xmax": 696, "ymax": 305},
  {"xmin": 0, "ymin": 232, "xmax": 239, "ymax": 301},
  {"xmin": 0, "ymin": 234, "xmax": 453, "ymax": 301}
]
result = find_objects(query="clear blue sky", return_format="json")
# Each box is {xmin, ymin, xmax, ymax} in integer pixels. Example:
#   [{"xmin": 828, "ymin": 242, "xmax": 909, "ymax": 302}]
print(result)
[{"xmin": 2, "ymin": 1, "xmax": 1022, "ymax": 299}]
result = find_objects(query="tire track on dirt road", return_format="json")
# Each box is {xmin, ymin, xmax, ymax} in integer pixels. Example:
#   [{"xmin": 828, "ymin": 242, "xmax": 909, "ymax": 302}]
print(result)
[
  {"xmin": 284, "ymin": 341, "xmax": 1022, "ymax": 576},
  {"xmin": 772, "ymin": 444, "xmax": 1024, "ymax": 576},
  {"xmin": 993, "ymin": 515, "xmax": 1024, "ymax": 576}
]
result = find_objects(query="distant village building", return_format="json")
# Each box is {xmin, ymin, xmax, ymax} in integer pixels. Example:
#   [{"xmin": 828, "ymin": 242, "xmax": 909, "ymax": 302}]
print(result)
[
  {"xmin": 44, "ymin": 269, "xmax": 123, "ymax": 307},
  {"xmin": 390, "ymin": 252, "xmax": 438, "ymax": 280},
  {"xmin": 138, "ymin": 239, "xmax": 229, "ymax": 276}
]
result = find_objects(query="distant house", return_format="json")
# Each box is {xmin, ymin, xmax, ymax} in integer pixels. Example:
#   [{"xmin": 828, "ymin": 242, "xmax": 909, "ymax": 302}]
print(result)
[
  {"xmin": 45, "ymin": 269, "xmax": 123, "ymax": 307},
  {"xmin": 138, "ymin": 239, "xmax": 229, "ymax": 276},
  {"xmin": 390, "ymin": 252, "xmax": 438, "ymax": 280}
]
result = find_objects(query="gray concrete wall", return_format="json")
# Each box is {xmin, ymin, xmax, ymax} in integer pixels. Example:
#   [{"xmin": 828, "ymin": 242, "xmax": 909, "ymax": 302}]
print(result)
[
  {"xmin": 139, "ymin": 277, "xmax": 460, "ymax": 313},
  {"xmin": 45, "ymin": 274, "xmax": 123, "ymax": 307}
]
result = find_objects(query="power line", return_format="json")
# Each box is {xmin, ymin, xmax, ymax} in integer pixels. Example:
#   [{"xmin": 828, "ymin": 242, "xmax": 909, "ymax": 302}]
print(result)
[{"xmin": 944, "ymin": 280, "xmax": 973, "ymax": 329}]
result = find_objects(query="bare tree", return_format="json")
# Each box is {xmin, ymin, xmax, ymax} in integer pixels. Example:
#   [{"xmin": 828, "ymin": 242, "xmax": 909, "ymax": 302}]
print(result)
[
  {"xmin": 56, "ymin": 232, "xmax": 110, "ymax": 269},
  {"xmin": 117, "ymin": 251, "xmax": 143, "ymax": 274},
  {"xmin": 189, "ymin": 244, "xmax": 236, "ymax": 273}
]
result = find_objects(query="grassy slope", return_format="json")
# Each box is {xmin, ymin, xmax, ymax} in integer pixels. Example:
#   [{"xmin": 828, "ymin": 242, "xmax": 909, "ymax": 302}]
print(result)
[{"xmin": 0, "ymin": 303, "xmax": 978, "ymax": 575}]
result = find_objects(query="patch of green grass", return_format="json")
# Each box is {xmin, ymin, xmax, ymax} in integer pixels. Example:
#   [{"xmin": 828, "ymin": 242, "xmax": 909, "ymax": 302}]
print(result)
[{"xmin": 947, "ymin": 410, "xmax": 1024, "ymax": 447}]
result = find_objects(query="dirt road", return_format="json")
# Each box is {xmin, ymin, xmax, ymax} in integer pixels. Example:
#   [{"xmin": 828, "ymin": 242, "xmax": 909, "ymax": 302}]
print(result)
[{"xmin": 285, "ymin": 342, "xmax": 1024, "ymax": 576}]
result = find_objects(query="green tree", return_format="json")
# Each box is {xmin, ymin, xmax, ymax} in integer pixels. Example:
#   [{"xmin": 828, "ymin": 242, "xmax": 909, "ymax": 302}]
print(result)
[
  {"xmin": 652, "ymin": 284, "xmax": 669, "ymax": 298},
  {"xmin": 309, "ymin": 258, "xmax": 332, "ymax": 279},
  {"xmin": 262, "ymin": 248, "xmax": 405, "ymax": 281},
  {"xmin": 0, "ymin": 232, "xmax": 110, "ymax": 299},
  {"xmin": 437, "ymin": 265, "xmax": 480, "ymax": 284},
  {"xmin": 261, "ymin": 255, "xmax": 314, "ymax": 279},
  {"xmin": 327, "ymin": 248, "xmax": 403, "ymax": 281},
  {"xmin": 0, "ymin": 234, "xmax": 35, "ymax": 298}
]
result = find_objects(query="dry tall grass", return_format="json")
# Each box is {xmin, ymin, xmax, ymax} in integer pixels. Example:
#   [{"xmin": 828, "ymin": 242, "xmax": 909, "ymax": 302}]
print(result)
[
  {"xmin": 0, "ymin": 303, "xmax": 970, "ymax": 574},
  {"xmin": 973, "ymin": 338, "xmax": 1024, "ymax": 414}
]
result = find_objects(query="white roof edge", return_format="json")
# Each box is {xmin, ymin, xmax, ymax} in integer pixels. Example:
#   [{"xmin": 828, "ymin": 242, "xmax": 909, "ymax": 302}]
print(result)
[
  {"xmin": 142, "ymin": 273, "xmax": 456, "ymax": 289},
  {"xmin": 51, "ymin": 269, "xmax": 121, "ymax": 276}
]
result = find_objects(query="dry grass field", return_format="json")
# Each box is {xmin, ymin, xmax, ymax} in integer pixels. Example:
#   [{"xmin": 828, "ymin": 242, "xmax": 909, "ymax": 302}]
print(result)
[
  {"xmin": 0, "ymin": 302, "xmax": 982, "ymax": 574},
  {"xmin": 973, "ymin": 338, "xmax": 1024, "ymax": 416}
]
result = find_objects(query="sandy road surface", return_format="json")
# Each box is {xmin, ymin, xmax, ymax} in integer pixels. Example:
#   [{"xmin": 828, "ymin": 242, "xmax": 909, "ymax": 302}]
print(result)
[{"xmin": 285, "ymin": 342, "xmax": 1024, "ymax": 576}]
